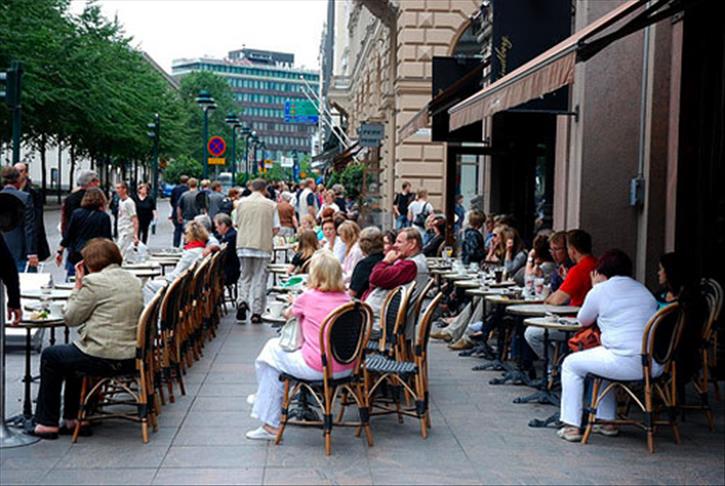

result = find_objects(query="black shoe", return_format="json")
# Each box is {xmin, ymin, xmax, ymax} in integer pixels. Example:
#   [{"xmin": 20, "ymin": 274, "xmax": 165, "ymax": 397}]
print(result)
[
  {"xmin": 236, "ymin": 302, "xmax": 248, "ymax": 322},
  {"xmin": 250, "ymin": 314, "xmax": 263, "ymax": 324}
]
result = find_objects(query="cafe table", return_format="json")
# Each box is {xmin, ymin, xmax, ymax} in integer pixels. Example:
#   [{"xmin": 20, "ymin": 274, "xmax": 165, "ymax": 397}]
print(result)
[
  {"xmin": 127, "ymin": 268, "xmax": 162, "ymax": 280},
  {"xmin": 272, "ymin": 244, "xmax": 294, "ymax": 264},
  {"xmin": 523, "ymin": 316, "xmax": 582, "ymax": 429},
  {"xmin": 505, "ymin": 306, "xmax": 580, "ymax": 406},
  {"xmin": 5, "ymin": 315, "xmax": 66, "ymax": 428},
  {"xmin": 20, "ymin": 289, "xmax": 72, "ymax": 301}
]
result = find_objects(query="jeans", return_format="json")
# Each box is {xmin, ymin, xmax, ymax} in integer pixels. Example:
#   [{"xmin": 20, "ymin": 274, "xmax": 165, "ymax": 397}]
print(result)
[
  {"xmin": 65, "ymin": 258, "xmax": 76, "ymax": 280},
  {"xmin": 34, "ymin": 344, "xmax": 135, "ymax": 427},
  {"xmin": 172, "ymin": 219, "xmax": 184, "ymax": 248},
  {"xmin": 395, "ymin": 215, "xmax": 410, "ymax": 230}
]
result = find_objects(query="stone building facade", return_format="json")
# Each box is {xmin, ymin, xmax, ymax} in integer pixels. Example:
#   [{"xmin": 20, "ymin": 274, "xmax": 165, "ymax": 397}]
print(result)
[{"xmin": 328, "ymin": 0, "xmax": 479, "ymax": 223}]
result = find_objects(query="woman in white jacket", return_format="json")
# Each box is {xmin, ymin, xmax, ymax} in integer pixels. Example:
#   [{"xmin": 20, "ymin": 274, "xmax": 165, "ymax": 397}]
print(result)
[{"xmin": 558, "ymin": 249, "xmax": 659, "ymax": 442}]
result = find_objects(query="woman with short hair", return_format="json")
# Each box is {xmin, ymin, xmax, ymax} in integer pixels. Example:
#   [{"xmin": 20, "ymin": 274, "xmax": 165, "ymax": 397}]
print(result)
[
  {"xmin": 349, "ymin": 227, "xmax": 385, "ymax": 298},
  {"xmin": 246, "ymin": 251, "xmax": 352, "ymax": 440},
  {"xmin": 55, "ymin": 188, "xmax": 112, "ymax": 278},
  {"xmin": 557, "ymin": 249, "xmax": 660, "ymax": 442},
  {"xmin": 30, "ymin": 238, "xmax": 144, "ymax": 439}
]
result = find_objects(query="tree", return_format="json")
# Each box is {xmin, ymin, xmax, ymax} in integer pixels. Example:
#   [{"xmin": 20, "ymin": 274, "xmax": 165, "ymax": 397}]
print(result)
[{"xmin": 163, "ymin": 155, "xmax": 202, "ymax": 184}]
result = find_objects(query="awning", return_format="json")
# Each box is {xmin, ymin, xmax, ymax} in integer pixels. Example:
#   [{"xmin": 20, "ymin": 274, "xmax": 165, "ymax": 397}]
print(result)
[
  {"xmin": 448, "ymin": 0, "xmax": 685, "ymax": 131},
  {"xmin": 310, "ymin": 146, "xmax": 340, "ymax": 168},
  {"xmin": 398, "ymin": 61, "xmax": 486, "ymax": 142},
  {"xmin": 398, "ymin": 106, "xmax": 430, "ymax": 141},
  {"xmin": 332, "ymin": 143, "xmax": 362, "ymax": 171}
]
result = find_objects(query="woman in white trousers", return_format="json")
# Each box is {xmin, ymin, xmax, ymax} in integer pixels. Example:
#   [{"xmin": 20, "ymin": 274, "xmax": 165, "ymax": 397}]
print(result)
[{"xmin": 558, "ymin": 249, "xmax": 661, "ymax": 442}]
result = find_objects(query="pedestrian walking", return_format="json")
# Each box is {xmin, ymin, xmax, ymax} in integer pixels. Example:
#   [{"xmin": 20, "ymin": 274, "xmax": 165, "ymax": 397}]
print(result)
[
  {"xmin": 1, "ymin": 166, "xmax": 37, "ymax": 272},
  {"xmin": 114, "ymin": 181, "xmax": 139, "ymax": 257},
  {"xmin": 170, "ymin": 175, "xmax": 189, "ymax": 247},
  {"xmin": 297, "ymin": 178, "xmax": 318, "ymax": 220},
  {"xmin": 15, "ymin": 163, "xmax": 50, "ymax": 264},
  {"xmin": 235, "ymin": 178, "xmax": 280, "ymax": 324},
  {"xmin": 276, "ymin": 191, "xmax": 297, "ymax": 238},
  {"xmin": 206, "ymin": 181, "xmax": 225, "ymax": 219},
  {"xmin": 61, "ymin": 169, "xmax": 100, "ymax": 238},
  {"xmin": 177, "ymin": 178, "xmax": 202, "ymax": 228},
  {"xmin": 393, "ymin": 181, "xmax": 414, "ymax": 229},
  {"xmin": 134, "ymin": 182, "xmax": 156, "ymax": 244},
  {"xmin": 408, "ymin": 188, "xmax": 433, "ymax": 238}
]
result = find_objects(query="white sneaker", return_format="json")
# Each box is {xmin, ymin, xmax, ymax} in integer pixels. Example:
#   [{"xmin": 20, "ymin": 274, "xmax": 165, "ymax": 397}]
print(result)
[
  {"xmin": 246, "ymin": 394, "xmax": 256, "ymax": 405},
  {"xmin": 245, "ymin": 426, "xmax": 276, "ymax": 441}
]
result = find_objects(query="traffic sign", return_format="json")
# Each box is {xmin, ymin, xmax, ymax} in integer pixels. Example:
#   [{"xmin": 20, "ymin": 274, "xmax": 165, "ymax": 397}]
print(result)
[
  {"xmin": 284, "ymin": 100, "xmax": 319, "ymax": 124},
  {"xmin": 208, "ymin": 157, "xmax": 226, "ymax": 166},
  {"xmin": 264, "ymin": 159, "xmax": 274, "ymax": 168},
  {"xmin": 280, "ymin": 156, "xmax": 294, "ymax": 168},
  {"xmin": 358, "ymin": 122, "xmax": 385, "ymax": 147},
  {"xmin": 207, "ymin": 136, "xmax": 226, "ymax": 157}
]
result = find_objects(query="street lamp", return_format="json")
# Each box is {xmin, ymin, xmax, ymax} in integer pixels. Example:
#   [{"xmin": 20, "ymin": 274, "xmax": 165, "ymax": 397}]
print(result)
[
  {"xmin": 195, "ymin": 90, "xmax": 216, "ymax": 179},
  {"xmin": 249, "ymin": 131, "xmax": 258, "ymax": 177},
  {"xmin": 146, "ymin": 113, "xmax": 160, "ymax": 198},
  {"xmin": 224, "ymin": 113, "xmax": 241, "ymax": 184}
]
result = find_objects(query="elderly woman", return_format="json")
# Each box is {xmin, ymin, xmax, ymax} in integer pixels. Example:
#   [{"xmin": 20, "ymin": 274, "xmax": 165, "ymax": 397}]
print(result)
[
  {"xmin": 142, "ymin": 220, "xmax": 208, "ymax": 303},
  {"xmin": 29, "ymin": 238, "xmax": 143, "ymax": 439},
  {"xmin": 246, "ymin": 251, "xmax": 352, "ymax": 440},
  {"xmin": 349, "ymin": 227, "xmax": 385, "ymax": 298},
  {"xmin": 338, "ymin": 221, "xmax": 363, "ymax": 283},
  {"xmin": 55, "ymin": 188, "xmax": 112, "ymax": 279},
  {"xmin": 557, "ymin": 249, "xmax": 659, "ymax": 442}
]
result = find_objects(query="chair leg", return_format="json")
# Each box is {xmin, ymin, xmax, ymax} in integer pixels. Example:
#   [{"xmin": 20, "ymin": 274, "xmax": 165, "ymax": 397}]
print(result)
[
  {"xmin": 645, "ymin": 377, "xmax": 655, "ymax": 453},
  {"xmin": 72, "ymin": 376, "xmax": 90, "ymax": 443},
  {"xmin": 581, "ymin": 378, "xmax": 600, "ymax": 445},
  {"xmin": 175, "ymin": 362, "xmax": 186, "ymax": 396},
  {"xmin": 355, "ymin": 383, "xmax": 373, "ymax": 447},
  {"xmin": 323, "ymin": 386, "xmax": 333, "ymax": 456},
  {"xmin": 415, "ymin": 373, "xmax": 428, "ymax": 439},
  {"xmin": 275, "ymin": 380, "xmax": 291, "ymax": 446}
]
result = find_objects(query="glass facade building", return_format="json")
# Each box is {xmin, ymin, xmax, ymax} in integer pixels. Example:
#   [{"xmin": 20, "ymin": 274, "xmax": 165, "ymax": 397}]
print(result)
[{"xmin": 172, "ymin": 49, "xmax": 319, "ymax": 164}]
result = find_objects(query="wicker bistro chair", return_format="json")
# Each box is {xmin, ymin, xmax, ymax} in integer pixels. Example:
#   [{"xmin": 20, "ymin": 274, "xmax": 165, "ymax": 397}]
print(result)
[
  {"xmin": 363, "ymin": 292, "xmax": 443, "ymax": 438},
  {"xmin": 367, "ymin": 283, "xmax": 416, "ymax": 358},
  {"xmin": 208, "ymin": 249, "xmax": 226, "ymax": 335},
  {"xmin": 72, "ymin": 285, "xmax": 167, "ymax": 444},
  {"xmin": 188, "ymin": 257, "xmax": 212, "ymax": 362},
  {"xmin": 274, "ymin": 301, "xmax": 374, "ymax": 456},
  {"xmin": 158, "ymin": 271, "xmax": 189, "ymax": 403},
  {"xmin": 681, "ymin": 278, "xmax": 723, "ymax": 430},
  {"xmin": 400, "ymin": 278, "xmax": 436, "ymax": 360},
  {"xmin": 581, "ymin": 303, "xmax": 686, "ymax": 453}
]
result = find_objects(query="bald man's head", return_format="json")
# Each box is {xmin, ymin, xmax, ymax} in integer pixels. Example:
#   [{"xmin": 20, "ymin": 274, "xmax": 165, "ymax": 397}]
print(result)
[{"xmin": 14, "ymin": 163, "xmax": 28, "ymax": 186}]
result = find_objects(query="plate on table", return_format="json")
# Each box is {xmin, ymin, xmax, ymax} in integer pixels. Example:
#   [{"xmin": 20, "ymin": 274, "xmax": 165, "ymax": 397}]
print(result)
[{"xmin": 281, "ymin": 275, "xmax": 306, "ymax": 288}]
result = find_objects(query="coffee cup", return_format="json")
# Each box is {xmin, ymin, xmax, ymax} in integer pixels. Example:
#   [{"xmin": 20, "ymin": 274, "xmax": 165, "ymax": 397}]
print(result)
[
  {"xmin": 266, "ymin": 302, "xmax": 284, "ymax": 318},
  {"xmin": 494, "ymin": 269, "xmax": 503, "ymax": 283}
]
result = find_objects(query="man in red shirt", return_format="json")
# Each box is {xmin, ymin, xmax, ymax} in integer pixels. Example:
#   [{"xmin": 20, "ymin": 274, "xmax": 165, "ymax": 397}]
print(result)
[{"xmin": 526, "ymin": 229, "xmax": 597, "ymax": 359}]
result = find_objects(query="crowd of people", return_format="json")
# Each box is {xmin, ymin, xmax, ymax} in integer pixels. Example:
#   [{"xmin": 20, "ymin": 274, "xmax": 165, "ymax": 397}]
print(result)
[{"xmin": 0, "ymin": 167, "xmax": 708, "ymax": 447}]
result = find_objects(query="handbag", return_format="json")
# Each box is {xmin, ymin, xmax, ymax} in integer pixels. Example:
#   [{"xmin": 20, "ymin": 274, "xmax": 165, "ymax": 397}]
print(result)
[
  {"xmin": 279, "ymin": 317, "xmax": 302, "ymax": 352},
  {"xmin": 568, "ymin": 324, "xmax": 601, "ymax": 352}
]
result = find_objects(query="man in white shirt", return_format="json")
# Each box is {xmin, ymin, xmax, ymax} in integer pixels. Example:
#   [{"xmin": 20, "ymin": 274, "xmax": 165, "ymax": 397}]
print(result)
[
  {"xmin": 235, "ymin": 179, "xmax": 280, "ymax": 324},
  {"xmin": 407, "ymin": 189, "xmax": 433, "ymax": 238},
  {"xmin": 115, "ymin": 182, "xmax": 138, "ymax": 257},
  {"xmin": 297, "ymin": 178, "xmax": 318, "ymax": 220}
]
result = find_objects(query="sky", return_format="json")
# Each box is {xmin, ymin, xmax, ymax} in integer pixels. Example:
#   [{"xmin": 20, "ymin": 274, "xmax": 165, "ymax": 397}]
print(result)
[{"xmin": 69, "ymin": 0, "xmax": 328, "ymax": 73}]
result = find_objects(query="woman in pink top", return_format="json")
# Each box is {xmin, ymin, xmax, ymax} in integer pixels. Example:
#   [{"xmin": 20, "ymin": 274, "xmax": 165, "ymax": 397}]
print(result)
[{"xmin": 246, "ymin": 251, "xmax": 352, "ymax": 441}]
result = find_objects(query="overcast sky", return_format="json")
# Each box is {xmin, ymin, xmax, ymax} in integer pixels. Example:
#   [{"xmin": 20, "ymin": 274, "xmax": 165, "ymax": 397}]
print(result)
[{"xmin": 69, "ymin": 0, "xmax": 328, "ymax": 73}]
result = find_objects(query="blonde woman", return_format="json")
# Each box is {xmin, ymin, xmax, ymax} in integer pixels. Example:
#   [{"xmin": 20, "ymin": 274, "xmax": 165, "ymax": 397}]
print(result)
[
  {"xmin": 338, "ymin": 220, "xmax": 363, "ymax": 283},
  {"xmin": 288, "ymin": 230, "xmax": 319, "ymax": 275},
  {"xmin": 246, "ymin": 251, "xmax": 352, "ymax": 440},
  {"xmin": 142, "ymin": 220, "xmax": 208, "ymax": 303}
]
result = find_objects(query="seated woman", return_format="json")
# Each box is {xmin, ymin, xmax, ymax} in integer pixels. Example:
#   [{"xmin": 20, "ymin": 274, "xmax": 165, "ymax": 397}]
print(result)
[
  {"xmin": 515, "ymin": 233, "xmax": 558, "ymax": 287},
  {"xmin": 338, "ymin": 221, "xmax": 363, "ymax": 283},
  {"xmin": 246, "ymin": 251, "xmax": 352, "ymax": 440},
  {"xmin": 461, "ymin": 210, "xmax": 486, "ymax": 266},
  {"xmin": 288, "ymin": 229, "xmax": 319, "ymax": 275},
  {"xmin": 349, "ymin": 227, "xmax": 385, "ymax": 298},
  {"xmin": 557, "ymin": 249, "xmax": 659, "ymax": 442},
  {"xmin": 656, "ymin": 252, "xmax": 684, "ymax": 307},
  {"xmin": 55, "ymin": 188, "xmax": 112, "ymax": 279},
  {"xmin": 30, "ymin": 238, "xmax": 143, "ymax": 439},
  {"xmin": 143, "ymin": 221, "xmax": 208, "ymax": 303},
  {"xmin": 422, "ymin": 216, "xmax": 446, "ymax": 257},
  {"xmin": 502, "ymin": 226, "xmax": 527, "ymax": 277}
]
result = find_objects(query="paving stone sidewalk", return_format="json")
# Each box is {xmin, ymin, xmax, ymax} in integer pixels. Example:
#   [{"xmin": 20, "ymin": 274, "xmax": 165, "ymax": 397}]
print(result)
[{"xmin": 2, "ymin": 309, "xmax": 723, "ymax": 485}]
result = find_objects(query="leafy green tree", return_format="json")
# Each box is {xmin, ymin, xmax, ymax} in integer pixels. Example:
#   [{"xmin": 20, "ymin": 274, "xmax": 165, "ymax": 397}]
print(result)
[{"xmin": 163, "ymin": 155, "xmax": 202, "ymax": 183}]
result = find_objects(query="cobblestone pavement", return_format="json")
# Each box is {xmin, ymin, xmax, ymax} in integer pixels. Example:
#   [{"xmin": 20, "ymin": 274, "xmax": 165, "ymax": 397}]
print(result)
[{"xmin": 1, "ymin": 208, "xmax": 723, "ymax": 485}]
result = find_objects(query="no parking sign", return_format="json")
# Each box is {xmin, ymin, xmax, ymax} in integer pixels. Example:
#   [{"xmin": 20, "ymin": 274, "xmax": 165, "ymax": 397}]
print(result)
[{"xmin": 207, "ymin": 136, "xmax": 226, "ymax": 157}]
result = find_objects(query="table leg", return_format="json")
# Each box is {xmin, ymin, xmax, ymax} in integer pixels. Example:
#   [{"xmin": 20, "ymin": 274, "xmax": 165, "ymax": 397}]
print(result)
[
  {"xmin": 513, "ymin": 328, "xmax": 558, "ymax": 404},
  {"xmin": 22, "ymin": 329, "xmax": 33, "ymax": 418},
  {"xmin": 489, "ymin": 317, "xmax": 531, "ymax": 386},
  {"xmin": 49, "ymin": 328, "xmax": 56, "ymax": 346},
  {"xmin": 64, "ymin": 326, "xmax": 70, "ymax": 344}
]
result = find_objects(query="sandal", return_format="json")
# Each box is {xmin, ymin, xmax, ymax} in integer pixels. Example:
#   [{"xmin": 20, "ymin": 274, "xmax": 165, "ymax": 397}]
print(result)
[
  {"xmin": 556, "ymin": 426, "xmax": 582, "ymax": 442},
  {"xmin": 250, "ymin": 314, "xmax": 263, "ymax": 324},
  {"xmin": 592, "ymin": 424, "xmax": 619, "ymax": 437}
]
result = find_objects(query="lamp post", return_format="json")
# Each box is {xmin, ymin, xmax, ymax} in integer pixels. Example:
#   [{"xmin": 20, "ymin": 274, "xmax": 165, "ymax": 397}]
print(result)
[
  {"xmin": 195, "ymin": 90, "xmax": 216, "ymax": 179},
  {"xmin": 224, "ymin": 113, "xmax": 241, "ymax": 184},
  {"xmin": 249, "ymin": 132, "xmax": 258, "ymax": 177},
  {"xmin": 146, "ymin": 113, "xmax": 160, "ymax": 198}
]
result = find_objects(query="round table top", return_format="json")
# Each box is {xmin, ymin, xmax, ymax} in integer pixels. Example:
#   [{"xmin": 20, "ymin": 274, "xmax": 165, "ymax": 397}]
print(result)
[
  {"xmin": 53, "ymin": 282, "xmax": 75, "ymax": 290},
  {"xmin": 123, "ymin": 262, "xmax": 161, "ymax": 270},
  {"xmin": 488, "ymin": 280, "xmax": 517, "ymax": 288},
  {"xmin": 149, "ymin": 250, "xmax": 182, "ymax": 257},
  {"xmin": 442, "ymin": 272, "xmax": 477, "ymax": 281},
  {"xmin": 454, "ymin": 280, "xmax": 482, "ymax": 289},
  {"xmin": 465, "ymin": 287, "xmax": 508, "ymax": 297},
  {"xmin": 16, "ymin": 315, "xmax": 66, "ymax": 328},
  {"xmin": 524, "ymin": 317, "xmax": 581, "ymax": 332},
  {"xmin": 21, "ymin": 289, "xmax": 72, "ymax": 300},
  {"xmin": 485, "ymin": 294, "xmax": 544, "ymax": 306},
  {"xmin": 128, "ymin": 268, "xmax": 162, "ymax": 278},
  {"xmin": 261, "ymin": 313, "xmax": 287, "ymax": 324},
  {"xmin": 506, "ymin": 304, "xmax": 581, "ymax": 317},
  {"xmin": 269, "ymin": 267, "xmax": 289, "ymax": 274},
  {"xmin": 430, "ymin": 268, "xmax": 452, "ymax": 275}
]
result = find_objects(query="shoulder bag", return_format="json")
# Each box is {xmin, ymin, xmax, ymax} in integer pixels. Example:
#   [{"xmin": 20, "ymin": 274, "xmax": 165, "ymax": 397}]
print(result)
[{"xmin": 279, "ymin": 317, "xmax": 303, "ymax": 352}]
